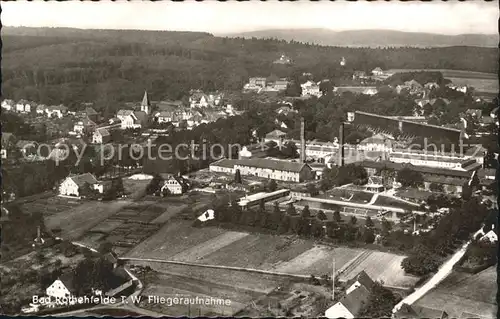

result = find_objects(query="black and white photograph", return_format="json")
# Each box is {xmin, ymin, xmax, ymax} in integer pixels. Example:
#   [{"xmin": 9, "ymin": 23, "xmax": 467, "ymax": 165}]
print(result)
[{"xmin": 0, "ymin": 1, "xmax": 498, "ymax": 318}]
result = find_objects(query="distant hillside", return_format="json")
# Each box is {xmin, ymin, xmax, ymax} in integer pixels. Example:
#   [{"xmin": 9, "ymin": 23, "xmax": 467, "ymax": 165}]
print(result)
[{"xmin": 223, "ymin": 29, "xmax": 498, "ymax": 48}]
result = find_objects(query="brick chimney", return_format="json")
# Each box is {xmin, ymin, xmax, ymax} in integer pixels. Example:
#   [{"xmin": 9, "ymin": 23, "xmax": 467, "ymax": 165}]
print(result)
[{"xmin": 300, "ymin": 117, "xmax": 306, "ymax": 163}]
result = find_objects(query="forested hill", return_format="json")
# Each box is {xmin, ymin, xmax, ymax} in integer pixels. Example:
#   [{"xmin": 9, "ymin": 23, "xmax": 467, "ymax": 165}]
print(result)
[
  {"xmin": 224, "ymin": 29, "xmax": 499, "ymax": 48},
  {"xmin": 1, "ymin": 27, "xmax": 497, "ymax": 114}
]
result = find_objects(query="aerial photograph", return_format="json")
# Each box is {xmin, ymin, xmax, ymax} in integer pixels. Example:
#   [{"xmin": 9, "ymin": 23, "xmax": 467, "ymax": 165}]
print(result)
[{"xmin": 0, "ymin": 1, "xmax": 498, "ymax": 318}]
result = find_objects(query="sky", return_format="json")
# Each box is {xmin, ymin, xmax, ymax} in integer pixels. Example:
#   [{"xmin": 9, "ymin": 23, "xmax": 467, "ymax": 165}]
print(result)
[{"xmin": 1, "ymin": 1, "xmax": 498, "ymax": 35}]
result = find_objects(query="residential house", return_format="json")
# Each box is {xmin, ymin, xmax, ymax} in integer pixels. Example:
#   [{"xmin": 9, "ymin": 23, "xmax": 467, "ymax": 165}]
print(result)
[
  {"xmin": 264, "ymin": 129, "xmax": 288, "ymax": 145},
  {"xmin": 160, "ymin": 175, "xmax": 190, "ymax": 195},
  {"xmin": 36, "ymin": 104, "xmax": 46, "ymax": 115},
  {"xmin": 117, "ymin": 110, "xmax": 147, "ymax": 129},
  {"xmin": 415, "ymin": 98, "xmax": 451, "ymax": 108},
  {"xmin": 273, "ymin": 54, "xmax": 292, "ymax": 64},
  {"xmin": 1, "ymin": 99, "xmax": 14, "ymax": 111},
  {"xmin": 155, "ymin": 111, "xmax": 175, "ymax": 124},
  {"xmin": 248, "ymin": 77, "xmax": 267, "ymax": 88},
  {"xmin": 301, "ymin": 81, "xmax": 322, "ymax": 98},
  {"xmin": 364, "ymin": 176, "xmax": 385, "ymax": 192},
  {"xmin": 238, "ymin": 143, "xmax": 270, "ymax": 159},
  {"xmin": 59, "ymin": 173, "xmax": 104, "ymax": 197},
  {"xmin": 424, "ymin": 82, "xmax": 440, "ymax": 90},
  {"xmin": 404, "ymin": 80, "xmax": 424, "ymax": 94},
  {"xmin": 479, "ymin": 225, "xmax": 498, "ymax": 243},
  {"xmin": 352, "ymin": 71, "xmax": 368, "ymax": 81},
  {"xmin": 46, "ymin": 273, "xmax": 75, "ymax": 299},
  {"xmin": 371, "ymin": 67, "xmax": 384, "ymax": 76},
  {"xmin": 325, "ymin": 271, "xmax": 374, "ymax": 319},
  {"xmin": 270, "ymin": 78, "xmax": 289, "ymax": 91},
  {"xmin": 84, "ymin": 107, "xmax": 99, "ymax": 122},
  {"xmin": 15, "ymin": 99, "xmax": 34, "ymax": 113},
  {"xmin": 189, "ymin": 90, "xmax": 223, "ymax": 108},
  {"xmin": 92, "ymin": 128, "xmax": 111, "ymax": 144},
  {"xmin": 73, "ymin": 117, "xmax": 96, "ymax": 135},
  {"xmin": 46, "ymin": 105, "xmax": 68, "ymax": 119}
]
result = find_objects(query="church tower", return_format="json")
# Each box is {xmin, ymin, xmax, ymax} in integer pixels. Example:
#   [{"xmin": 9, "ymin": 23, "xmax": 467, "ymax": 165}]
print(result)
[{"xmin": 141, "ymin": 90, "xmax": 150, "ymax": 114}]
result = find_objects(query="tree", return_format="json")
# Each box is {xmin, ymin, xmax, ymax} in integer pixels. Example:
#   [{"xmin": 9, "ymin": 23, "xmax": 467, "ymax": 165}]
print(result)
[
  {"xmin": 462, "ymin": 184, "xmax": 473, "ymax": 200},
  {"xmin": 333, "ymin": 211, "xmax": 342, "ymax": 223},
  {"xmin": 267, "ymin": 179, "xmax": 278, "ymax": 192},
  {"xmin": 98, "ymin": 241, "xmax": 114, "ymax": 254},
  {"xmin": 285, "ymin": 81, "xmax": 302, "ymax": 97},
  {"xmin": 396, "ymin": 168, "xmax": 424, "ymax": 188},
  {"xmin": 234, "ymin": 169, "xmax": 242, "ymax": 184},
  {"xmin": 316, "ymin": 210, "xmax": 327, "ymax": 221},
  {"xmin": 146, "ymin": 173, "xmax": 163, "ymax": 195},
  {"xmin": 286, "ymin": 203, "xmax": 297, "ymax": 216},
  {"xmin": 365, "ymin": 216, "xmax": 374, "ymax": 228},
  {"xmin": 306, "ymin": 183, "xmax": 319, "ymax": 197},
  {"xmin": 281, "ymin": 142, "xmax": 299, "ymax": 158},
  {"xmin": 79, "ymin": 182, "xmax": 96, "ymax": 199},
  {"xmin": 363, "ymin": 228, "xmax": 376, "ymax": 244},
  {"xmin": 429, "ymin": 182, "xmax": 444, "ymax": 192},
  {"xmin": 319, "ymin": 80, "xmax": 333, "ymax": 94},
  {"xmin": 358, "ymin": 281, "xmax": 401, "ymax": 318},
  {"xmin": 350, "ymin": 215, "xmax": 357, "ymax": 225},
  {"xmin": 301, "ymin": 205, "xmax": 311, "ymax": 219},
  {"xmin": 381, "ymin": 217, "xmax": 392, "ymax": 236}
]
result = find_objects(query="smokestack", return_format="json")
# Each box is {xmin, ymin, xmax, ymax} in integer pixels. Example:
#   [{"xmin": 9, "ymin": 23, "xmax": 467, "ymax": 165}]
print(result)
[
  {"xmin": 300, "ymin": 117, "xmax": 306, "ymax": 163},
  {"xmin": 37, "ymin": 226, "xmax": 41, "ymax": 239},
  {"xmin": 338, "ymin": 122, "xmax": 345, "ymax": 167}
]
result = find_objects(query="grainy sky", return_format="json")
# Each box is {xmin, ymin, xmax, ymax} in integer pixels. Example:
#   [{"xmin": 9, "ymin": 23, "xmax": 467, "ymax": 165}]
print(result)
[{"xmin": 2, "ymin": 1, "xmax": 497, "ymax": 35}]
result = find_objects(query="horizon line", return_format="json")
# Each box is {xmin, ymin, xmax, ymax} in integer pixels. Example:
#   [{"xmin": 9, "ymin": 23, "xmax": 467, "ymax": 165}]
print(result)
[{"xmin": 3, "ymin": 25, "xmax": 497, "ymax": 37}]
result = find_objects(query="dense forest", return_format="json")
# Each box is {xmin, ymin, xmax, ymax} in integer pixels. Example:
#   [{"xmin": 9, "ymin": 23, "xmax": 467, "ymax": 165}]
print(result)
[{"xmin": 1, "ymin": 27, "xmax": 497, "ymax": 115}]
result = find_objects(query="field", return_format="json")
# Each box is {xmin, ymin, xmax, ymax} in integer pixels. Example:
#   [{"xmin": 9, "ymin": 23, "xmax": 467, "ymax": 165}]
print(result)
[
  {"xmin": 21, "ymin": 196, "xmax": 83, "ymax": 217},
  {"xmin": 414, "ymin": 266, "xmax": 496, "ymax": 319},
  {"xmin": 386, "ymin": 69, "xmax": 497, "ymax": 79},
  {"xmin": 447, "ymin": 77, "xmax": 498, "ymax": 93},
  {"xmin": 386, "ymin": 68, "xmax": 498, "ymax": 93},
  {"xmin": 44, "ymin": 199, "xmax": 133, "ymax": 240},
  {"xmin": 130, "ymin": 262, "xmax": 292, "ymax": 317},
  {"xmin": 125, "ymin": 221, "xmax": 418, "ymax": 289}
]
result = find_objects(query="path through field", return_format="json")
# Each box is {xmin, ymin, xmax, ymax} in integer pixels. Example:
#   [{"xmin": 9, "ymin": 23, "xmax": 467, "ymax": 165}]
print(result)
[{"xmin": 392, "ymin": 240, "xmax": 471, "ymax": 313}]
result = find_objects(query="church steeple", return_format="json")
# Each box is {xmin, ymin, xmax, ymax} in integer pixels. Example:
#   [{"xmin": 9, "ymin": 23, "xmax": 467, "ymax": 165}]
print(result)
[{"xmin": 141, "ymin": 91, "xmax": 150, "ymax": 114}]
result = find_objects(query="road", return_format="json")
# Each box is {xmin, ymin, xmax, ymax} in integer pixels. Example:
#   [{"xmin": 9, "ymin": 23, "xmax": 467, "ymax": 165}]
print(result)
[{"xmin": 392, "ymin": 240, "xmax": 471, "ymax": 313}]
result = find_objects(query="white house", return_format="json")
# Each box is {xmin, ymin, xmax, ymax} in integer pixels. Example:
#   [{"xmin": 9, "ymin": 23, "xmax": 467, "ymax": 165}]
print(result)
[
  {"xmin": 92, "ymin": 128, "xmax": 111, "ymax": 144},
  {"xmin": 160, "ymin": 175, "xmax": 189, "ymax": 195},
  {"xmin": 300, "ymin": 81, "xmax": 322, "ymax": 98},
  {"xmin": 117, "ymin": 110, "xmax": 147, "ymax": 129},
  {"xmin": 15, "ymin": 99, "xmax": 34, "ymax": 113},
  {"xmin": 46, "ymin": 105, "xmax": 68, "ymax": 118},
  {"xmin": 371, "ymin": 67, "xmax": 384, "ymax": 76},
  {"xmin": 46, "ymin": 273, "xmax": 74, "ymax": 299},
  {"xmin": 73, "ymin": 118, "xmax": 96, "ymax": 135},
  {"xmin": 59, "ymin": 173, "xmax": 100, "ymax": 197},
  {"xmin": 325, "ymin": 271, "xmax": 374, "ymax": 319},
  {"xmin": 1, "ymin": 99, "xmax": 14, "ymax": 111}
]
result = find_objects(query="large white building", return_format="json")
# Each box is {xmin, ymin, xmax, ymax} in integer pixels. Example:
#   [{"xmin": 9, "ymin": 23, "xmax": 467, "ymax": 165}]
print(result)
[
  {"xmin": 300, "ymin": 81, "xmax": 322, "ymax": 98},
  {"xmin": 59, "ymin": 173, "xmax": 106, "ymax": 197},
  {"xmin": 209, "ymin": 158, "xmax": 314, "ymax": 182},
  {"xmin": 388, "ymin": 148, "xmax": 482, "ymax": 172}
]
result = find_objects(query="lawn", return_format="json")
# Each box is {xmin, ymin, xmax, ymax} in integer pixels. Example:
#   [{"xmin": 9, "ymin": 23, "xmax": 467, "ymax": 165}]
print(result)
[
  {"xmin": 320, "ymin": 189, "xmax": 375, "ymax": 204},
  {"xmin": 447, "ymin": 77, "xmax": 498, "ymax": 93},
  {"xmin": 373, "ymin": 196, "xmax": 419, "ymax": 210}
]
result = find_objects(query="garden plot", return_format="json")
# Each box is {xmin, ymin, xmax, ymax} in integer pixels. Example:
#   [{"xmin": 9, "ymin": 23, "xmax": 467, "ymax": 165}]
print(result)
[{"xmin": 107, "ymin": 222, "xmax": 161, "ymax": 248}]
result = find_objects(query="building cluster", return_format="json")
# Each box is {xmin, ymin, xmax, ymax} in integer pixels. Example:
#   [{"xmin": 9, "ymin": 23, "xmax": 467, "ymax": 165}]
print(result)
[
  {"xmin": 273, "ymin": 54, "xmax": 293, "ymax": 65},
  {"xmin": 352, "ymin": 67, "xmax": 393, "ymax": 83},
  {"xmin": 243, "ymin": 76, "xmax": 290, "ymax": 93}
]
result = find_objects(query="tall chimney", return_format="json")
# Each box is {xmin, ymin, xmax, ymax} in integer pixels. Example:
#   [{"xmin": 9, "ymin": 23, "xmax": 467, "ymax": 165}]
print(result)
[
  {"xmin": 338, "ymin": 122, "xmax": 345, "ymax": 167},
  {"xmin": 300, "ymin": 117, "xmax": 306, "ymax": 163}
]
